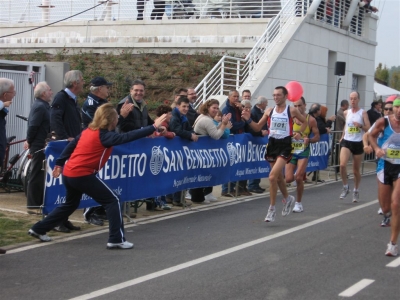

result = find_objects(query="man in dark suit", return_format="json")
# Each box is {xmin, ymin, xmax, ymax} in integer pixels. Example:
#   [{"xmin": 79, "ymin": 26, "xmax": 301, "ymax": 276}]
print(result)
[{"xmin": 186, "ymin": 87, "xmax": 200, "ymax": 127}]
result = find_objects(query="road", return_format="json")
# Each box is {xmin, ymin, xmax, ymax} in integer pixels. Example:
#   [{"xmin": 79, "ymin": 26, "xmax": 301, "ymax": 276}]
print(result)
[{"xmin": 1, "ymin": 174, "xmax": 399, "ymax": 300}]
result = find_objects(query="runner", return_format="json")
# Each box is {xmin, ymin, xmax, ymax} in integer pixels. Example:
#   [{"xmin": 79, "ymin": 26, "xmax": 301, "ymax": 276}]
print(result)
[
  {"xmin": 242, "ymin": 86, "xmax": 306, "ymax": 222},
  {"xmin": 369, "ymin": 99, "xmax": 400, "ymax": 256},
  {"xmin": 339, "ymin": 92, "xmax": 370, "ymax": 202},
  {"xmin": 285, "ymin": 97, "xmax": 320, "ymax": 212}
]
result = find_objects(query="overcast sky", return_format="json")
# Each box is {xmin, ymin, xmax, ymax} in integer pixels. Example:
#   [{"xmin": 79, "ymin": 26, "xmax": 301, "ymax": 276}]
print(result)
[{"xmin": 374, "ymin": 0, "xmax": 400, "ymax": 68}]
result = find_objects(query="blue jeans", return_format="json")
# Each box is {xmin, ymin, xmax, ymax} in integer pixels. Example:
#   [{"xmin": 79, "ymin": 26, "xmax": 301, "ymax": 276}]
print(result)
[{"xmin": 248, "ymin": 179, "xmax": 261, "ymax": 190}]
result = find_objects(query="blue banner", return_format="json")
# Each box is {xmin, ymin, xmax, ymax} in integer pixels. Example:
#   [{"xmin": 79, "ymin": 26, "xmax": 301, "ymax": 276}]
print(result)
[{"xmin": 43, "ymin": 133, "xmax": 330, "ymax": 214}]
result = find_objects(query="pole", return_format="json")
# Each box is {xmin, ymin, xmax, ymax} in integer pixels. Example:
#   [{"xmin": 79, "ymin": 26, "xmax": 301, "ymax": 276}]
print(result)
[{"xmin": 331, "ymin": 76, "xmax": 341, "ymax": 175}]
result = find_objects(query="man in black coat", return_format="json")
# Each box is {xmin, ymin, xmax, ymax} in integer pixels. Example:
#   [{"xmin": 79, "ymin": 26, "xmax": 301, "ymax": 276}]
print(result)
[
  {"xmin": 186, "ymin": 87, "xmax": 200, "ymax": 127},
  {"xmin": 25, "ymin": 82, "xmax": 52, "ymax": 211},
  {"xmin": 367, "ymin": 101, "xmax": 382, "ymax": 126},
  {"xmin": 117, "ymin": 79, "xmax": 154, "ymax": 133},
  {"xmin": 50, "ymin": 70, "xmax": 84, "ymax": 232}
]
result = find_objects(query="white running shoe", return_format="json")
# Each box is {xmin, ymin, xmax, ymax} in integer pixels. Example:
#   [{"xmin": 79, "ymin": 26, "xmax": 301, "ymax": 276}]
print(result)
[
  {"xmin": 185, "ymin": 191, "xmax": 192, "ymax": 200},
  {"xmin": 378, "ymin": 208, "xmax": 383, "ymax": 215},
  {"xmin": 339, "ymin": 186, "xmax": 349, "ymax": 199},
  {"xmin": 385, "ymin": 243, "xmax": 398, "ymax": 257},
  {"xmin": 282, "ymin": 195, "xmax": 295, "ymax": 216},
  {"xmin": 293, "ymin": 202, "xmax": 303, "ymax": 213},
  {"xmin": 352, "ymin": 191, "xmax": 359, "ymax": 203},
  {"xmin": 28, "ymin": 229, "xmax": 52, "ymax": 242},
  {"xmin": 264, "ymin": 209, "xmax": 276, "ymax": 222},
  {"xmin": 204, "ymin": 193, "xmax": 218, "ymax": 202},
  {"xmin": 107, "ymin": 241, "xmax": 134, "ymax": 250}
]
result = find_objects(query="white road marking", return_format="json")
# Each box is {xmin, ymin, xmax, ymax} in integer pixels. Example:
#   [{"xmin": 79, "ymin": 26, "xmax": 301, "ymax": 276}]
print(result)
[
  {"xmin": 68, "ymin": 201, "xmax": 378, "ymax": 300},
  {"xmin": 338, "ymin": 279, "xmax": 375, "ymax": 297},
  {"xmin": 386, "ymin": 257, "xmax": 400, "ymax": 268}
]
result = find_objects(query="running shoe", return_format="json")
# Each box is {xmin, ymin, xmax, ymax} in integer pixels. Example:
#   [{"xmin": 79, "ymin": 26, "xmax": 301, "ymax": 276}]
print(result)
[
  {"xmin": 293, "ymin": 202, "xmax": 303, "ymax": 213},
  {"xmin": 264, "ymin": 209, "xmax": 276, "ymax": 222},
  {"xmin": 385, "ymin": 243, "xmax": 398, "ymax": 257},
  {"xmin": 28, "ymin": 229, "xmax": 52, "ymax": 242},
  {"xmin": 339, "ymin": 186, "xmax": 349, "ymax": 199},
  {"xmin": 282, "ymin": 195, "xmax": 295, "ymax": 216},
  {"xmin": 380, "ymin": 215, "xmax": 391, "ymax": 227},
  {"xmin": 378, "ymin": 208, "xmax": 383, "ymax": 215},
  {"xmin": 204, "ymin": 193, "xmax": 218, "ymax": 202},
  {"xmin": 352, "ymin": 191, "xmax": 359, "ymax": 203},
  {"xmin": 185, "ymin": 191, "xmax": 192, "ymax": 200},
  {"xmin": 107, "ymin": 241, "xmax": 134, "ymax": 250}
]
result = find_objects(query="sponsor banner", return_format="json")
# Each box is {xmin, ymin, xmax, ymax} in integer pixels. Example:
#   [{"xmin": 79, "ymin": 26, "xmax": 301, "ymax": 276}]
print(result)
[
  {"xmin": 43, "ymin": 133, "xmax": 329, "ymax": 214},
  {"xmin": 307, "ymin": 133, "xmax": 330, "ymax": 171}
]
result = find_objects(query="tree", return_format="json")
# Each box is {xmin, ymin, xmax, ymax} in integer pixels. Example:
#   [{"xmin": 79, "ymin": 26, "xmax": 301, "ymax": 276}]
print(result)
[
  {"xmin": 375, "ymin": 63, "xmax": 389, "ymax": 84},
  {"xmin": 390, "ymin": 71, "xmax": 400, "ymax": 91}
]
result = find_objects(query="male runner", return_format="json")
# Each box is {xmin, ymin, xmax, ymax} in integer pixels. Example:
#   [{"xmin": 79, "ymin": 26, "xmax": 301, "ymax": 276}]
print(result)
[
  {"xmin": 242, "ymin": 86, "xmax": 306, "ymax": 222},
  {"xmin": 285, "ymin": 97, "xmax": 320, "ymax": 212},
  {"xmin": 339, "ymin": 91, "xmax": 370, "ymax": 202},
  {"xmin": 369, "ymin": 99, "xmax": 400, "ymax": 256}
]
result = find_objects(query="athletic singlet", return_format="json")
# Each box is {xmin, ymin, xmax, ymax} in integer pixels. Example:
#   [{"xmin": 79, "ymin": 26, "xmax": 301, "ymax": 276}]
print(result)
[
  {"xmin": 343, "ymin": 108, "xmax": 365, "ymax": 142},
  {"xmin": 376, "ymin": 118, "xmax": 398, "ymax": 173},
  {"xmin": 292, "ymin": 114, "xmax": 310, "ymax": 154},
  {"xmin": 381, "ymin": 120, "xmax": 400, "ymax": 165},
  {"xmin": 268, "ymin": 105, "xmax": 293, "ymax": 139}
]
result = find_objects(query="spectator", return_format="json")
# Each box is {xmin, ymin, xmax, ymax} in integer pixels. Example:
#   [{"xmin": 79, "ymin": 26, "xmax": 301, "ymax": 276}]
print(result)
[
  {"xmin": 151, "ymin": 0, "xmax": 165, "ymax": 20},
  {"xmin": 191, "ymin": 99, "xmax": 232, "ymax": 203},
  {"xmin": 247, "ymin": 96, "xmax": 268, "ymax": 193},
  {"xmin": 336, "ymin": 99, "xmax": 349, "ymax": 132},
  {"xmin": 242, "ymin": 89, "xmax": 252, "ymax": 100},
  {"xmin": 50, "ymin": 70, "xmax": 84, "ymax": 233},
  {"xmin": 28, "ymin": 103, "xmax": 167, "ymax": 249},
  {"xmin": 169, "ymin": 96, "xmax": 198, "ymax": 206},
  {"xmin": 213, "ymin": 110, "xmax": 230, "ymax": 139},
  {"xmin": 221, "ymin": 90, "xmax": 251, "ymax": 196},
  {"xmin": 309, "ymin": 103, "xmax": 336, "ymax": 182},
  {"xmin": 117, "ymin": 79, "xmax": 154, "ymax": 133},
  {"xmin": 0, "ymin": 77, "xmax": 16, "ymax": 255},
  {"xmin": 171, "ymin": 88, "xmax": 188, "ymax": 109},
  {"xmin": 150, "ymin": 105, "xmax": 175, "ymax": 139},
  {"xmin": 25, "ymin": 82, "xmax": 53, "ymax": 213},
  {"xmin": 82, "ymin": 77, "xmax": 133, "ymax": 226},
  {"xmin": 186, "ymin": 87, "xmax": 200, "ymax": 127},
  {"xmin": 367, "ymin": 101, "xmax": 382, "ymax": 126}
]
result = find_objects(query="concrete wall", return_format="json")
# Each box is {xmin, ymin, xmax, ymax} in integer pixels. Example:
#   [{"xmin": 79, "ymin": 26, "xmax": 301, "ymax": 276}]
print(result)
[{"xmin": 252, "ymin": 13, "xmax": 377, "ymax": 114}]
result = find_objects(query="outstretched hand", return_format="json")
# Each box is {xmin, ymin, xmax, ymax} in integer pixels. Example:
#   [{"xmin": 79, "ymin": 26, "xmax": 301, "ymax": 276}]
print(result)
[
  {"xmin": 154, "ymin": 114, "xmax": 167, "ymax": 128},
  {"xmin": 120, "ymin": 99, "xmax": 134, "ymax": 119},
  {"xmin": 52, "ymin": 166, "xmax": 62, "ymax": 178}
]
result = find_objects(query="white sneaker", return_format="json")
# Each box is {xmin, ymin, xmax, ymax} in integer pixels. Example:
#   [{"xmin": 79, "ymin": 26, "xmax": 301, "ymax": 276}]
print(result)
[
  {"xmin": 202, "ymin": 199, "xmax": 211, "ymax": 204},
  {"xmin": 385, "ymin": 243, "xmax": 398, "ymax": 257},
  {"xmin": 204, "ymin": 193, "xmax": 217, "ymax": 202},
  {"xmin": 107, "ymin": 241, "xmax": 134, "ymax": 250},
  {"xmin": 282, "ymin": 195, "xmax": 295, "ymax": 216},
  {"xmin": 185, "ymin": 191, "xmax": 192, "ymax": 200},
  {"xmin": 265, "ymin": 209, "xmax": 276, "ymax": 222},
  {"xmin": 340, "ymin": 186, "xmax": 349, "ymax": 199},
  {"xmin": 28, "ymin": 229, "xmax": 52, "ymax": 242},
  {"xmin": 293, "ymin": 202, "xmax": 303, "ymax": 213},
  {"xmin": 378, "ymin": 208, "xmax": 383, "ymax": 215},
  {"xmin": 292, "ymin": 181, "xmax": 297, "ymax": 187},
  {"xmin": 352, "ymin": 191, "xmax": 359, "ymax": 203}
]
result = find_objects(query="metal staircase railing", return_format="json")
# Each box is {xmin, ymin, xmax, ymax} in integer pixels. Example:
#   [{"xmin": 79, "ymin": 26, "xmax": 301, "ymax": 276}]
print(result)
[{"xmin": 194, "ymin": 0, "xmax": 305, "ymax": 107}]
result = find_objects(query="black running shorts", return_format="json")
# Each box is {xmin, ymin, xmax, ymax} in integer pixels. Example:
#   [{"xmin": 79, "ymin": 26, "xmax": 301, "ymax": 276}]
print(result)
[
  {"xmin": 266, "ymin": 136, "xmax": 293, "ymax": 163},
  {"xmin": 340, "ymin": 139, "xmax": 364, "ymax": 155}
]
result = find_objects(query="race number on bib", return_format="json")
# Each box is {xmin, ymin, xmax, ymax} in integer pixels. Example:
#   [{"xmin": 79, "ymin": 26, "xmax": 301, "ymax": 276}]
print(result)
[
  {"xmin": 292, "ymin": 139, "xmax": 305, "ymax": 154},
  {"xmin": 386, "ymin": 148, "xmax": 400, "ymax": 164},
  {"xmin": 270, "ymin": 117, "xmax": 288, "ymax": 134},
  {"xmin": 347, "ymin": 124, "xmax": 360, "ymax": 134}
]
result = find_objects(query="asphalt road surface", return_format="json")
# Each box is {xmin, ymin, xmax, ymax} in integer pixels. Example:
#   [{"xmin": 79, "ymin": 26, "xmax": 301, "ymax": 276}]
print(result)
[{"xmin": 1, "ymin": 174, "xmax": 399, "ymax": 300}]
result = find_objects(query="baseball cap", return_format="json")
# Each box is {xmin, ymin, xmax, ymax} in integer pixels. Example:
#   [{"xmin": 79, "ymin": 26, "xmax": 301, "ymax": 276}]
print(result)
[
  {"xmin": 393, "ymin": 99, "xmax": 400, "ymax": 107},
  {"xmin": 90, "ymin": 77, "xmax": 112, "ymax": 87}
]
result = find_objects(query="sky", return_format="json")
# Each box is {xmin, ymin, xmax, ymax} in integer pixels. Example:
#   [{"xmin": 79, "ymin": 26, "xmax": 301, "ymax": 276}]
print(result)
[{"xmin": 374, "ymin": 0, "xmax": 400, "ymax": 68}]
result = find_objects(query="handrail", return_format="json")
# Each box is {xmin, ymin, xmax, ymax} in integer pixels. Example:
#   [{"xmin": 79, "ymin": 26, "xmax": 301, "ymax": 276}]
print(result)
[{"xmin": 194, "ymin": 0, "xmax": 299, "ymax": 106}]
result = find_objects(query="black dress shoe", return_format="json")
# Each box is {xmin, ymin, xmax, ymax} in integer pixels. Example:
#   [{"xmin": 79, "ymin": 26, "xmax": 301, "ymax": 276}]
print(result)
[
  {"xmin": 53, "ymin": 225, "xmax": 70, "ymax": 233},
  {"xmin": 248, "ymin": 188, "xmax": 265, "ymax": 194},
  {"xmin": 85, "ymin": 215, "xmax": 104, "ymax": 226},
  {"xmin": 64, "ymin": 220, "xmax": 81, "ymax": 231},
  {"xmin": 0, "ymin": 248, "xmax": 6, "ymax": 254}
]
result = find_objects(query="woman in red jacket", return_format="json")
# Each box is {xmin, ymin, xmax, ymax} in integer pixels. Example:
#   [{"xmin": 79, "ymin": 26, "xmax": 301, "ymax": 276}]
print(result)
[{"xmin": 28, "ymin": 103, "xmax": 166, "ymax": 250}]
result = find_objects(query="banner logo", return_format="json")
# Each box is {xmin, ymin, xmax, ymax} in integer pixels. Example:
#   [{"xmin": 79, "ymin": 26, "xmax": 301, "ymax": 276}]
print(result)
[{"xmin": 150, "ymin": 146, "xmax": 164, "ymax": 175}]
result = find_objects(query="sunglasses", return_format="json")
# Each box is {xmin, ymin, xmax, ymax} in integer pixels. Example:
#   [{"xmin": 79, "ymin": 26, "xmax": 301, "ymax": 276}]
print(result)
[{"xmin": 384, "ymin": 108, "xmax": 393, "ymax": 111}]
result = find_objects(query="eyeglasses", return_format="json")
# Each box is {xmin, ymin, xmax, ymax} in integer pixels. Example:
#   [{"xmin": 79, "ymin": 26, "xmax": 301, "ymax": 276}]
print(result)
[
  {"xmin": 293, "ymin": 105, "xmax": 302, "ymax": 107},
  {"xmin": 384, "ymin": 108, "xmax": 393, "ymax": 111},
  {"xmin": 187, "ymin": 93, "xmax": 196, "ymax": 96}
]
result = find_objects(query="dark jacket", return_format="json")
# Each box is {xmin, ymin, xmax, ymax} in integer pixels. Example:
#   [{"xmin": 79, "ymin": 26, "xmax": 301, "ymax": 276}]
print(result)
[
  {"xmin": 81, "ymin": 93, "xmax": 108, "ymax": 129},
  {"xmin": 26, "ymin": 98, "xmax": 50, "ymax": 153},
  {"xmin": 221, "ymin": 99, "xmax": 245, "ymax": 134},
  {"xmin": 117, "ymin": 95, "xmax": 153, "ymax": 132},
  {"xmin": 311, "ymin": 113, "xmax": 332, "ymax": 135},
  {"xmin": 186, "ymin": 104, "xmax": 199, "ymax": 127},
  {"xmin": 169, "ymin": 108, "xmax": 194, "ymax": 140},
  {"xmin": 248, "ymin": 105, "xmax": 267, "ymax": 136},
  {"xmin": 367, "ymin": 108, "xmax": 381, "ymax": 126},
  {"xmin": 0, "ymin": 109, "xmax": 7, "ymax": 163},
  {"xmin": 50, "ymin": 90, "xmax": 82, "ymax": 140}
]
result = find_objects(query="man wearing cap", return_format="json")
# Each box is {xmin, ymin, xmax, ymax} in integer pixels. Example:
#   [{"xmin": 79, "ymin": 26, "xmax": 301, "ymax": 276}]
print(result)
[
  {"xmin": 81, "ymin": 77, "xmax": 133, "ymax": 225},
  {"xmin": 369, "ymin": 98, "xmax": 400, "ymax": 257}
]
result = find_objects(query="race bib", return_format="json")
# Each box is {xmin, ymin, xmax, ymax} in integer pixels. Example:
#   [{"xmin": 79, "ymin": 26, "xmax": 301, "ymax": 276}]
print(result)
[
  {"xmin": 347, "ymin": 123, "xmax": 360, "ymax": 134},
  {"xmin": 292, "ymin": 139, "xmax": 305, "ymax": 154},
  {"xmin": 386, "ymin": 148, "xmax": 400, "ymax": 164},
  {"xmin": 270, "ymin": 117, "xmax": 287, "ymax": 133}
]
